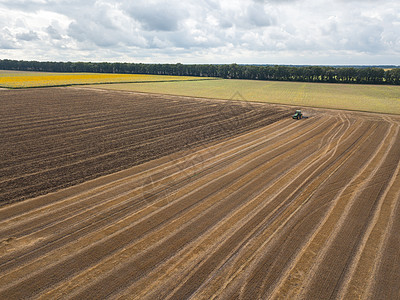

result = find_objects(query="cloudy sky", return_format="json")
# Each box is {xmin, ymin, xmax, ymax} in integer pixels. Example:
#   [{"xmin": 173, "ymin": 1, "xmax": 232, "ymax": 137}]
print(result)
[{"xmin": 0, "ymin": 0, "xmax": 399, "ymax": 65}]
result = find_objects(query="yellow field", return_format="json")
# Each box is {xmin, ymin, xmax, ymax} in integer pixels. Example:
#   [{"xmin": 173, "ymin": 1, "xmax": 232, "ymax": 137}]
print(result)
[
  {"xmin": 95, "ymin": 79, "xmax": 400, "ymax": 115},
  {"xmin": 0, "ymin": 71, "xmax": 211, "ymax": 88}
]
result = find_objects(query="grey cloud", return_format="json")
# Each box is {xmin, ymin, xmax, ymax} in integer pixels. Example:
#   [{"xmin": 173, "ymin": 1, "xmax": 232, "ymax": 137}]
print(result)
[
  {"xmin": 0, "ymin": 0, "xmax": 399, "ymax": 64},
  {"xmin": 337, "ymin": 0, "xmax": 377, "ymax": 2},
  {"xmin": 61, "ymin": 1, "xmax": 145, "ymax": 48},
  {"xmin": 46, "ymin": 25, "xmax": 62, "ymax": 40},
  {"xmin": 218, "ymin": 18, "xmax": 233, "ymax": 29},
  {"xmin": 0, "ymin": 0, "xmax": 46, "ymax": 12},
  {"xmin": 67, "ymin": 13, "xmax": 148, "ymax": 49},
  {"xmin": 202, "ymin": 0, "xmax": 220, "ymax": 10},
  {"xmin": 247, "ymin": 3, "xmax": 274, "ymax": 27},
  {"xmin": 343, "ymin": 23, "xmax": 385, "ymax": 53},
  {"xmin": 320, "ymin": 17, "xmax": 338, "ymax": 36},
  {"xmin": 0, "ymin": 38, "xmax": 16, "ymax": 49},
  {"xmin": 67, "ymin": 21, "xmax": 120, "ymax": 47},
  {"xmin": 124, "ymin": 2, "xmax": 185, "ymax": 32},
  {"xmin": 0, "ymin": 28, "xmax": 17, "ymax": 49},
  {"xmin": 16, "ymin": 30, "xmax": 39, "ymax": 41},
  {"xmin": 253, "ymin": 0, "xmax": 298, "ymax": 3},
  {"xmin": 172, "ymin": 31, "xmax": 222, "ymax": 49}
]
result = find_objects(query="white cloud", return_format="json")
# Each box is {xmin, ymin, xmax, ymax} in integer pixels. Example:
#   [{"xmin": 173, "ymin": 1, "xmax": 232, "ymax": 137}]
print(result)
[{"xmin": 0, "ymin": 0, "xmax": 399, "ymax": 64}]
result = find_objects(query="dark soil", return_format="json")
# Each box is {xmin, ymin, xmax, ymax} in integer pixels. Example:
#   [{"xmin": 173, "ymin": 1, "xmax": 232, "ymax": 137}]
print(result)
[{"xmin": 0, "ymin": 87, "xmax": 290, "ymax": 205}]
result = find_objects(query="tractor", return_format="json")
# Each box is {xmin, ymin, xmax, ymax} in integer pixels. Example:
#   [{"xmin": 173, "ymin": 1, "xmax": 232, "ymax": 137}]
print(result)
[{"xmin": 292, "ymin": 110, "xmax": 303, "ymax": 119}]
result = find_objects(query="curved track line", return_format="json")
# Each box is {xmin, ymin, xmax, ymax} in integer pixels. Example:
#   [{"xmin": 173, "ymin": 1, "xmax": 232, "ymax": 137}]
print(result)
[
  {"xmin": 341, "ymin": 125, "xmax": 400, "ymax": 299},
  {"xmin": 300, "ymin": 122, "xmax": 398, "ymax": 297},
  {"xmin": 159, "ymin": 115, "xmax": 362, "ymax": 300},
  {"xmin": 114, "ymin": 118, "xmax": 341, "ymax": 300},
  {"xmin": 0, "ymin": 116, "xmax": 327, "ymax": 295},
  {"xmin": 239, "ymin": 122, "xmax": 381, "ymax": 299},
  {"xmin": 160, "ymin": 117, "xmax": 360, "ymax": 298},
  {"xmin": 268, "ymin": 119, "xmax": 396, "ymax": 299},
  {"xmin": 28, "ymin": 116, "xmax": 332, "ymax": 298},
  {"xmin": 228, "ymin": 119, "xmax": 382, "ymax": 298},
  {"xmin": 1, "ymin": 97, "xmax": 400, "ymax": 299}
]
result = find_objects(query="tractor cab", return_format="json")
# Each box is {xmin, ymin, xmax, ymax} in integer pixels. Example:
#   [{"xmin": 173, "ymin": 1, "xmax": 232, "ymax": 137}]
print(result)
[{"xmin": 292, "ymin": 110, "xmax": 303, "ymax": 119}]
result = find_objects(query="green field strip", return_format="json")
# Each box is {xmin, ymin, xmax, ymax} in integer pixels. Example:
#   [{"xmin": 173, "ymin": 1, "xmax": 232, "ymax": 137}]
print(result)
[{"xmin": 95, "ymin": 79, "xmax": 400, "ymax": 115}]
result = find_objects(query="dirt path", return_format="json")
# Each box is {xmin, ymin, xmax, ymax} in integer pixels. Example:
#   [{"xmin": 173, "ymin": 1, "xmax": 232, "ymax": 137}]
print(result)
[{"xmin": 1, "ymin": 88, "xmax": 400, "ymax": 299}]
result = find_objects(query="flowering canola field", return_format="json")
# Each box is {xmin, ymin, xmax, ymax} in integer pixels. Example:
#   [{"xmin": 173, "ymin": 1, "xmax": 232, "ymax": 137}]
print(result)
[{"xmin": 0, "ymin": 71, "xmax": 208, "ymax": 88}]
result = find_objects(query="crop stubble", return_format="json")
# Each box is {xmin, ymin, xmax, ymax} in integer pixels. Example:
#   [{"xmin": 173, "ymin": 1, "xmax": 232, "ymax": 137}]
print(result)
[{"xmin": 0, "ymin": 87, "xmax": 400, "ymax": 299}]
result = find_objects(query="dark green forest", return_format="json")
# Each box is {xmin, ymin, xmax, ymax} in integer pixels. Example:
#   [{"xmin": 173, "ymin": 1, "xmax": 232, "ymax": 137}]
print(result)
[{"xmin": 1, "ymin": 59, "xmax": 399, "ymax": 85}]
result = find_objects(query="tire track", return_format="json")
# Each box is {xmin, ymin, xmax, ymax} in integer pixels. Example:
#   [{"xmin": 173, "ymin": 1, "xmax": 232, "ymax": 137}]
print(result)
[
  {"xmin": 68, "ymin": 118, "xmax": 338, "ymax": 300},
  {"xmin": 1, "ymin": 88, "xmax": 291, "ymax": 204},
  {"xmin": 301, "ymin": 121, "xmax": 400, "ymax": 300},
  {"xmin": 192, "ymin": 113, "xmax": 354, "ymax": 300},
  {"xmin": 124, "ymin": 117, "xmax": 347, "ymax": 300},
  {"xmin": 0, "ymin": 116, "xmax": 297, "ymax": 223},
  {"xmin": 198, "ymin": 116, "xmax": 374, "ymax": 298},
  {"xmin": 0, "ymin": 116, "xmax": 324, "ymax": 294},
  {"xmin": 268, "ymin": 118, "xmax": 397, "ymax": 299},
  {"xmin": 47, "ymin": 116, "xmax": 338, "ymax": 294},
  {"xmin": 341, "ymin": 124, "xmax": 400, "ymax": 299},
  {"xmin": 1, "ymin": 91, "xmax": 399, "ymax": 299},
  {"xmin": 0, "ymin": 117, "xmax": 311, "ymax": 241},
  {"xmin": 236, "ymin": 119, "xmax": 382, "ymax": 297},
  {"xmin": 67, "ymin": 119, "xmax": 335, "ymax": 300}
]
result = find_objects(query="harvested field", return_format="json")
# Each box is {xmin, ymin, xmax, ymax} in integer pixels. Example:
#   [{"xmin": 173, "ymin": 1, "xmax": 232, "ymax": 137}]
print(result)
[
  {"xmin": 0, "ymin": 87, "xmax": 290, "ymax": 205},
  {"xmin": 1, "ymin": 88, "xmax": 400, "ymax": 299}
]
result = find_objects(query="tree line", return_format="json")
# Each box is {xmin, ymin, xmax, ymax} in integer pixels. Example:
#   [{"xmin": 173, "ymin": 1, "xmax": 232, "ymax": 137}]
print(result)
[{"xmin": 1, "ymin": 59, "xmax": 399, "ymax": 85}]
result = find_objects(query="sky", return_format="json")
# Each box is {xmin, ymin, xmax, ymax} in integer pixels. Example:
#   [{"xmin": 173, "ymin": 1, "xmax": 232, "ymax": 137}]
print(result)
[{"xmin": 0, "ymin": 0, "xmax": 399, "ymax": 65}]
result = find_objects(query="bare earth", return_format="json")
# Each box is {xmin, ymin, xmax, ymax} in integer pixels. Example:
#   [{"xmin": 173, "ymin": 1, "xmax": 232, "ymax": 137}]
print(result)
[
  {"xmin": 1, "ymin": 87, "xmax": 400, "ymax": 299},
  {"xmin": 0, "ymin": 87, "xmax": 290, "ymax": 205}
]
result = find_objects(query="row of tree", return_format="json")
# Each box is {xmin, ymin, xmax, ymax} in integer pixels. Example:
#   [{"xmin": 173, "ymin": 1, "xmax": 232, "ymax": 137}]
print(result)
[{"xmin": 1, "ymin": 59, "xmax": 399, "ymax": 85}]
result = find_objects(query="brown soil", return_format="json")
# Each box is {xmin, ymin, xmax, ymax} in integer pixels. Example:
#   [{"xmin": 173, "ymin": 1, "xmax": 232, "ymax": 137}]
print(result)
[
  {"xmin": 0, "ymin": 87, "xmax": 290, "ymax": 205},
  {"xmin": 0, "ymin": 87, "xmax": 399, "ymax": 299}
]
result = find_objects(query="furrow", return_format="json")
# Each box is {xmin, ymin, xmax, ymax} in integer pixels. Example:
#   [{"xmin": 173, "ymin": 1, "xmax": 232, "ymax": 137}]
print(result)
[
  {"xmin": 0, "ymin": 117, "xmax": 308, "ymax": 239},
  {"xmin": 299, "ymin": 121, "xmax": 400, "ymax": 300},
  {"xmin": 0, "ymin": 116, "xmax": 296, "ymax": 224},
  {"xmin": 126, "ymin": 118, "xmax": 346, "ymax": 300},
  {"xmin": 0, "ymin": 116, "xmax": 324, "ymax": 296},
  {"xmin": 63, "ymin": 116, "xmax": 338, "ymax": 300},
  {"xmin": 267, "ymin": 119, "xmax": 396, "ymax": 299},
  {"xmin": 2, "ymin": 89, "xmax": 397, "ymax": 299},
  {"xmin": 190, "ymin": 114, "xmax": 355, "ymax": 300},
  {"xmin": 64, "ymin": 117, "xmax": 336, "ymax": 299},
  {"xmin": 341, "ymin": 125, "xmax": 400, "ymax": 299},
  {"xmin": 237, "ymin": 120, "xmax": 380, "ymax": 299}
]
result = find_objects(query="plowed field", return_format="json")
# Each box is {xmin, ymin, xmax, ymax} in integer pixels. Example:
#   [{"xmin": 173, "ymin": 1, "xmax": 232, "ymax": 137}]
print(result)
[
  {"xmin": 0, "ymin": 87, "xmax": 290, "ymax": 205},
  {"xmin": 1, "ymin": 87, "xmax": 400, "ymax": 299}
]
